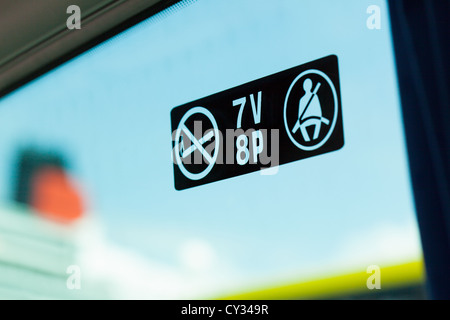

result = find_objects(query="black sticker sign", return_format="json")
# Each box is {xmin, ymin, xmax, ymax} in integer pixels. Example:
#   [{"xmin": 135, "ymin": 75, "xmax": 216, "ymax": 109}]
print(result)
[{"xmin": 171, "ymin": 55, "xmax": 344, "ymax": 190}]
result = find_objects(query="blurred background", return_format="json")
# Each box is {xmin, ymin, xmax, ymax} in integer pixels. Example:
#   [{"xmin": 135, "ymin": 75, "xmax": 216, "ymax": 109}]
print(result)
[{"xmin": 0, "ymin": 0, "xmax": 431, "ymax": 299}]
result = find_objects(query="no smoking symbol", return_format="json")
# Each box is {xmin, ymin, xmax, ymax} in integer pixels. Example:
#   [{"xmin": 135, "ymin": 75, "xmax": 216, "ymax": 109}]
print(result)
[{"xmin": 174, "ymin": 107, "xmax": 220, "ymax": 180}]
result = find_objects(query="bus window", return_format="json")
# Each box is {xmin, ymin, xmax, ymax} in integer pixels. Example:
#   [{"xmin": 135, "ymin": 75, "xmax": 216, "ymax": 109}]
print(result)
[{"xmin": 0, "ymin": 0, "xmax": 424, "ymax": 299}]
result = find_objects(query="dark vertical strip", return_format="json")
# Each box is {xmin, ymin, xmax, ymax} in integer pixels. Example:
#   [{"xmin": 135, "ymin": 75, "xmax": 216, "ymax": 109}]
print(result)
[{"xmin": 388, "ymin": 0, "xmax": 450, "ymax": 299}]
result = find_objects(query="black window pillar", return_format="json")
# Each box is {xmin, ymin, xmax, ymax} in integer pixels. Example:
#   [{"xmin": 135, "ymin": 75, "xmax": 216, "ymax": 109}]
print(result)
[{"xmin": 388, "ymin": 0, "xmax": 450, "ymax": 299}]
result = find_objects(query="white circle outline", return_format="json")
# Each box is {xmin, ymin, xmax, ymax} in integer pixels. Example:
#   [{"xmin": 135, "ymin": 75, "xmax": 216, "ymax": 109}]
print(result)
[
  {"xmin": 174, "ymin": 107, "xmax": 220, "ymax": 180},
  {"xmin": 283, "ymin": 69, "xmax": 338, "ymax": 151}
]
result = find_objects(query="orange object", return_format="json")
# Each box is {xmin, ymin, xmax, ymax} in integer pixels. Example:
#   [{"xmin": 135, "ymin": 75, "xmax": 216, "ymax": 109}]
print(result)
[{"xmin": 30, "ymin": 166, "xmax": 84, "ymax": 222}]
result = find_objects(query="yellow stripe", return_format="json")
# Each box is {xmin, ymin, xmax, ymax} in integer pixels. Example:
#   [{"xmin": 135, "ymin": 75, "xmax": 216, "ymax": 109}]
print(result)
[{"xmin": 219, "ymin": 260, "xmax": 424, "ymax": 300}]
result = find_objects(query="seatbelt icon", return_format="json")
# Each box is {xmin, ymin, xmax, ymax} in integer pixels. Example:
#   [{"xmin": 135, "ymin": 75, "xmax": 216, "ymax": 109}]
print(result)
[{"xmin": 292, "ymin": 80, "xmax": 330, "ymax": 142}]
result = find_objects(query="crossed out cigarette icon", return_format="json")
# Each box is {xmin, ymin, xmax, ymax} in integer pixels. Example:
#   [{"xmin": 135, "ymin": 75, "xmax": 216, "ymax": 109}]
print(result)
[{"xmin": 174, "ymin": 107, "xmax": 220, "ymax": 180}]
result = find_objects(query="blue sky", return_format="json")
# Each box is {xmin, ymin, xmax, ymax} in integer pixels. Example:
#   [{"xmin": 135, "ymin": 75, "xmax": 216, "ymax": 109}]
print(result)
[{"xmin": 0, "ymin": 0, "xmax": 422, "ymax": 293}]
